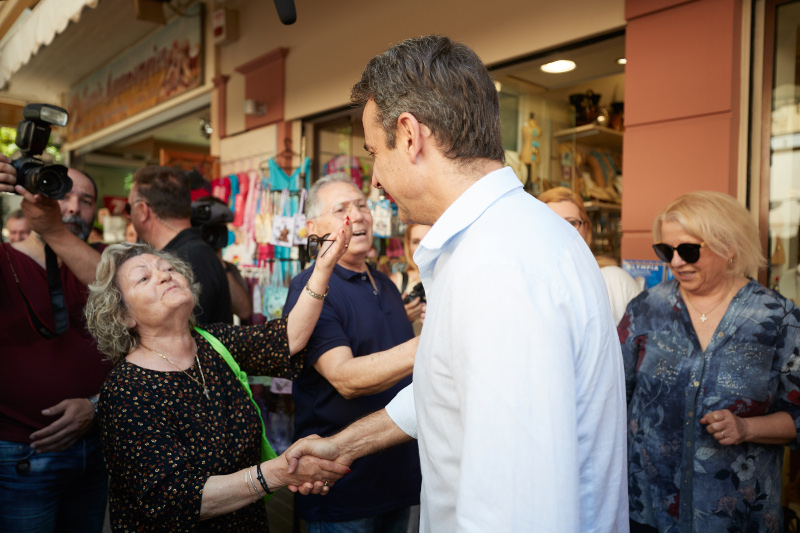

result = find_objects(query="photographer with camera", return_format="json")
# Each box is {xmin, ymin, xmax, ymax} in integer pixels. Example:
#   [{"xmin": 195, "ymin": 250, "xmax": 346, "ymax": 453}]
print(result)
[
  {"xmin": 0, "ymin": 131, "xmax": 112, "ymax": 531},
  {"xmin": 127, "ymin": 165, "xmax": 232, "ymax": 324},
  {"xmin": 282, "ymin": 175, "xmax": 421, "ymax": 531}
]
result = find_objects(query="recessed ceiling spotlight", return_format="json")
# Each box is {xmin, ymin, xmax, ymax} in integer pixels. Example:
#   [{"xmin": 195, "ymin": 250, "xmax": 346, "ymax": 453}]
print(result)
[
  {"xmin": 617, "ymin": 58, "xmax": 627, "ymax": 65},
  {"xmin": 540, "ymin": 60, "xmax": 576, "ymax": 74}
]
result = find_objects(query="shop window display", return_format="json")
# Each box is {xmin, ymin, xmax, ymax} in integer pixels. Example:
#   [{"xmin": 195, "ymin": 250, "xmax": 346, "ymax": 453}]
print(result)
[{"xmin": 769, "ymin": 1, "xmax": 800, "ymax": 306}]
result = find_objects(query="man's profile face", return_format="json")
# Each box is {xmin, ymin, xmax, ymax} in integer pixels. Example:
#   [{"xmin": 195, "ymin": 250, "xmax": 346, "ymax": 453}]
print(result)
[
  {"xmin": 6, "ymin": 217, "xmax": 30, "ymax": 242},
  {"xmin": 362, "ymin": 99, "xmax": 417, "ymax": 223},
  {"xmin": 58, "ymin": 169, "xmax": 96, "ymax": 241}
]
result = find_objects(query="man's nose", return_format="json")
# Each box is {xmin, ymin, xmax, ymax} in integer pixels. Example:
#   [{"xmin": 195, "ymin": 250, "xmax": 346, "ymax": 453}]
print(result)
[
  {"xmin": 64, "ymin": 194, "xmax": 79, "ymax": 214},
  {"xmin": 347, "ymin": 203, "xmax": 366, "ymax": 221}
]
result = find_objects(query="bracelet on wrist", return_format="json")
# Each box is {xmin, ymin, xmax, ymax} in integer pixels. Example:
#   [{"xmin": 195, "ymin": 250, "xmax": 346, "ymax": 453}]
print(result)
[
  {"xmin": 245, "ymin": 468, "xmax": 260, "ymax": 503},
  {"xmin": 256, "ymin": 463, "xmax": 274, "ymax": 495},
  {"xmin": 304, "ymin": 282, "xmax": 328, "ymax": 300}
]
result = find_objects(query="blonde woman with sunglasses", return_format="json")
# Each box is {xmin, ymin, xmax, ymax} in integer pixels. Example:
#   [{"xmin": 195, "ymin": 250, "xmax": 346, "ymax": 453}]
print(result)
[{"xmin": 620, "ymin": 191, "xmax": 799, "ymax": 533}]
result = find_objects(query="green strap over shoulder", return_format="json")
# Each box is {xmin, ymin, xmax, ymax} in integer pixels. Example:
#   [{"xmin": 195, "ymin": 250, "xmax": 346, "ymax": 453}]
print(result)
[{"xmin": 194, "ymin": 327, "xmax": 277, "ymax": 501}]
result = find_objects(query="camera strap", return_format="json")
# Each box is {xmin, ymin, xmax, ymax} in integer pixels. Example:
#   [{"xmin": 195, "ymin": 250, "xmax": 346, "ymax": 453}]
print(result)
[
  {"xmin": 2, "ymin": 241, "xmax": 69, "ymax": 339},
  {"xmin": 44, "ymin": 244, "xmax": 69, "ymax": 335}
]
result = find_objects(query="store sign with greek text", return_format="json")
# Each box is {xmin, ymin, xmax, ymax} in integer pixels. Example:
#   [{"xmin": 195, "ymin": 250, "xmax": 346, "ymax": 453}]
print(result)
[{"xmin": 66, "ymin": 4, "xmax": 204, "ymax": 140}]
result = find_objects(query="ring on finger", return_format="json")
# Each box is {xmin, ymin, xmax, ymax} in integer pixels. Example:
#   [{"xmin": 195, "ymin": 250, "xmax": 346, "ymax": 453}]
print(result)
[
  {"xmin": 323, "ymin": 480, "xmax": 329, "ymax": 487},
  {"xmin": 721, "ymin": 430, "xmax": 725, "ymax": 439}
]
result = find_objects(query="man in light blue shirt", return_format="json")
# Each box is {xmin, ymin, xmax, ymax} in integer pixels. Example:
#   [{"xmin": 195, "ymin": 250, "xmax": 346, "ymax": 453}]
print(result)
[{"xmin": 286, "ymin": 34, "xmax": 629, "ymax": 532}]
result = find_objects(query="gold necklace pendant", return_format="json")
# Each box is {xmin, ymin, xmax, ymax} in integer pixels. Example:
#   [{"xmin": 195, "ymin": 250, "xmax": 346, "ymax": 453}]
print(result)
[{"xmin": 142, "ymin": 343, "xmax": 210, "ymax": 400}]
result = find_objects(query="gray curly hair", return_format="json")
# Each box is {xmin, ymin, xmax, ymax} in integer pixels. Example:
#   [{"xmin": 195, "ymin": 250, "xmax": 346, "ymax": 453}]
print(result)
[{"xmin": 84, "ymin": 243, "xmax": 200, "ymax": 363}]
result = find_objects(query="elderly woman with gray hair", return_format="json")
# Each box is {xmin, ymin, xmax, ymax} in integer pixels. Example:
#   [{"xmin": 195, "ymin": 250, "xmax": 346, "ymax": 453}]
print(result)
[
  {"xmin": 84, "ymin": 221, "xmax": 351, "ymax": 532},
  {"xmin": 620, "ymin": 191, "xmax": 800, "ymax": 533}
]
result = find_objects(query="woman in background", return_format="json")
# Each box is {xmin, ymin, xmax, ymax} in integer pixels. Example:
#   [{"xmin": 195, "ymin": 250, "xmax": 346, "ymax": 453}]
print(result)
[
  {"xmin": 538, "ymin": 187, "xmax": 641, "ymax": 324},
  {"xmin": 391, "ymin": 223, "xmax": 430, "ymax": 335}
]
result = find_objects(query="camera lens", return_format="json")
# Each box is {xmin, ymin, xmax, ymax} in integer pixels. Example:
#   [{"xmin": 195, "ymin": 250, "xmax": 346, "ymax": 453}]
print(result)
[{"xmin": 30, "ymin": 165, "xmax": 72, "ymax": 199}]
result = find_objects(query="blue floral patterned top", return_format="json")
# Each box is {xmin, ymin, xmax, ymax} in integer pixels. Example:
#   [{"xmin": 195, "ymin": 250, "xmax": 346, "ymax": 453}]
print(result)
[{"xmin": 619, "ymin": 279, "xmax": 800, "ymax": 533}]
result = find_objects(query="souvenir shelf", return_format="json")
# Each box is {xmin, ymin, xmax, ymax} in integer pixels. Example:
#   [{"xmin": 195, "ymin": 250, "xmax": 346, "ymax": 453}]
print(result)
[
  {"xmin": 554, "ymin": 125, "xmax": 623, "ymax": 262},
  {"xmin": 553, "ymin": 124, "xmax": 623, "ymax": 151}
]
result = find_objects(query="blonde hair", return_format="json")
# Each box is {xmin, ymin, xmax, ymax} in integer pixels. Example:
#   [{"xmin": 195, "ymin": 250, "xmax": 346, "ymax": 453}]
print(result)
[
  {"xmin": 652, "ymin": 191, "xmax": 765, "ymax": 278},
  {"xmin": 537, "ymin": 187, "xmax": 592, "ymax": 246},
  {"xmin": 84, "ymin": 243, "xmax": 200, "ymax": 363}
]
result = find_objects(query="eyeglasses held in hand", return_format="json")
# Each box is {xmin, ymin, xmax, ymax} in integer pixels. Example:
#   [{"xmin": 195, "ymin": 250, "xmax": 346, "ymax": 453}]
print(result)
[
  {"xmin": 652, "ymin": 242, "xmax": 707, "ymax": 264},
  {"xmin": 329, "ymin": 200, "xmax": 370, "ymax": 219},
  {"xmin": 307, "ymin": 234, "xmax": 338, "ymax": 258}
]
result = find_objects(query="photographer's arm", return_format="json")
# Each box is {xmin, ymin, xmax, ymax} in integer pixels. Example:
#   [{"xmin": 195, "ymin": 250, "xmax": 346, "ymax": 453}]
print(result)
[{"xmin": 16, "ymin": 185, "xmax": 100, "ymax": 286}]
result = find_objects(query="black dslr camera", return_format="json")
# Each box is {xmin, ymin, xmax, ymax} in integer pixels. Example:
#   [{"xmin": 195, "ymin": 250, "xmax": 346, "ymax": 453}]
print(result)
[
  {"xmin": 13, "ymin": 104, "xmax": 72, "ymax": 200},
  {"xmin": 403, "ymin": 282, "xmax": 426, "ymax": 304},
  {"xmin": 191, "ymin": 197, "xmax": 234, "ymax": 250}
]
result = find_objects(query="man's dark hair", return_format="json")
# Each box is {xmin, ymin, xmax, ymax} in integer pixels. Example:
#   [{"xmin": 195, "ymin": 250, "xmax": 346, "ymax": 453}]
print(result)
[
  {"xmin": 8, "ymin": 209, "xmax": 25, "ymax": 220},
  {"xmin": 351, "ymin": 35, "xmax": 504, "ymax": 165},
  {"xmin": 132, "ymin": 166, "xmax": 192, "ymax": 220}
]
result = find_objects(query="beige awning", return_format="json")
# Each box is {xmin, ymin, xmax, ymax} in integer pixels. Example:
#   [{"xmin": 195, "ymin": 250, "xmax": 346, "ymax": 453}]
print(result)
[{"xmin": 0, "ymin": 0, "xmax": 99, "ymax": 89}]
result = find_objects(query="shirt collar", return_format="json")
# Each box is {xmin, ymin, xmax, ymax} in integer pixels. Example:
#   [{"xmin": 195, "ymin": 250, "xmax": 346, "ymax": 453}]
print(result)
[
  {"xmin": 332, "ymin": 262, "xmax": 373, "ymax": 281},
  {"xmin": 415, "ymin": 166, "xmax": 520, "ymax": 258}
]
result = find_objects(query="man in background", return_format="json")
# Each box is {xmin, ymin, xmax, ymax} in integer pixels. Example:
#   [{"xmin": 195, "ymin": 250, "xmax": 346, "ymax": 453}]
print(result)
[
  {"xmin": 127, "ymin": 166, "xmax": 232, "ymax": 324},
  {"xmin": 0, "ymin": 158, "xmax": 112, "ymax": 533},
  {"xmin": 4, "ymin": 209, "xmax": 31, "ymax": 242},
  {"xmin": 283, "ymin": 175, "xmax": 421, "ymax": 532}
]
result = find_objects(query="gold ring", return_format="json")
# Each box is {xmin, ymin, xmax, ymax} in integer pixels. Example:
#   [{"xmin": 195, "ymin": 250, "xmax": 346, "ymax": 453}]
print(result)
[
  {"xmin": 323, "ymin": 480, "xmax": 329, "ymax": 487},
  {"xmin": 721, "ymin": 431, "xmax": 725, "ymax": 438}
]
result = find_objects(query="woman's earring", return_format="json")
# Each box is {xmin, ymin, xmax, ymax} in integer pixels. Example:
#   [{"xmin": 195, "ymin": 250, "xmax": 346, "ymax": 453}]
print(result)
[{"xmin": 728, "ymin": 257, "xmax": 734, "ymax": 266}]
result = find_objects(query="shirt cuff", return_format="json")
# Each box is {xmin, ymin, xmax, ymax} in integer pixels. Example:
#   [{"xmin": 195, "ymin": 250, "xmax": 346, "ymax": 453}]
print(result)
[{"xmin": 385, "ymin": 384, "xmax": 417, "ymax": 440}]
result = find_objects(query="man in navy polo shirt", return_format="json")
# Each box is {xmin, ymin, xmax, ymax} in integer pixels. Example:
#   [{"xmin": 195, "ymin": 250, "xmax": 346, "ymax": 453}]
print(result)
[{"xmin": 284, "ymin": 175, "xmax": 421, "ymax": 532}]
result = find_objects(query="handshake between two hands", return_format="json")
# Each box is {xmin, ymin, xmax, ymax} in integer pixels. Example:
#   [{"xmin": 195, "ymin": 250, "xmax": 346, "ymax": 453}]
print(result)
[{"xmin": 281, "ymin": 434, "xmax": 350, "ymax": 496}]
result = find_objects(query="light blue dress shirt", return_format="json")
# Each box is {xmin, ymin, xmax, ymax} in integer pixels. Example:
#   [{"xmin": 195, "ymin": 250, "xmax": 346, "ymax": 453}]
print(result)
[{"xmin": 386, "ymin": 167, "xmax": 629, "ymax": 532}]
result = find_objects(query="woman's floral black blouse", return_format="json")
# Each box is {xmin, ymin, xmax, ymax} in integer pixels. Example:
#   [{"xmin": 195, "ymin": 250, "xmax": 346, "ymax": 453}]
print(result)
[{"xmin": 98, "ymin": 319, "xmax": 303, "ymax": 532}]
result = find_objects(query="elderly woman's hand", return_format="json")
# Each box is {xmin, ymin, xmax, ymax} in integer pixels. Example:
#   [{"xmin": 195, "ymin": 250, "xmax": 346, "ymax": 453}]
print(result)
[
  {"xmin": 0, "ymin": 154, "xmax": 17, "ymax": 194},
  {"xmin": 701, "ymin": 409, "xmax": 749, "ymax": 445},
  {"xmin": 311, "ymin": 217, "xmax": 353, "ymax": 275},
  {"xmin": 268, "ymin": 448, "xmax": 349, "ymax": 496}
]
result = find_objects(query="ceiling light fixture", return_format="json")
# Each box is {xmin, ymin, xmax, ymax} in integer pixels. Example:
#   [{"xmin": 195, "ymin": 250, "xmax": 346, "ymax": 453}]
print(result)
[
  {"xmin": 540, "ymin": 60, "xmax": 576, "ymax": 74},
  {"xmin": 617, "ymin": 58, "xmax": 627, "ymax": 65},
  {"xmin": 494, "ymin": 81, "xmax": 502, "ymax": 92}
]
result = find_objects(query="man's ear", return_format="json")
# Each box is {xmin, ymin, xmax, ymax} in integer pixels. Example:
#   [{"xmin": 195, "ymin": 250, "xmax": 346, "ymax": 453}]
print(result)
[
  {"xmin": 306, "ymin": 218, "xmax": 317, "ymax": 235},
  {"xmin": 138, "ymin": 201, "xmax": 151, "ymax": 223},
  {"xmin": 396, "ymin": 112, "xmax": 425, "ymax": 161}
]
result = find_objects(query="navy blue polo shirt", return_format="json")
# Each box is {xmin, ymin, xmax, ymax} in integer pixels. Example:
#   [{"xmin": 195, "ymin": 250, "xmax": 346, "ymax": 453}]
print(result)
[{"xmin": 284, "ymin": 263, "xmax": 421, "ymax": 522}]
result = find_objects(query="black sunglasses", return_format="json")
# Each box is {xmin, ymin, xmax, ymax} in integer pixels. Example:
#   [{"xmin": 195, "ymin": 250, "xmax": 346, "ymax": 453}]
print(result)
[
  {"xmin": 307, "ymin": 234, "xmax": 337, "ymax": 258},
  {"xmin": 653, "ymin": 242, "xmax": 707, "ymax": 264}
]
